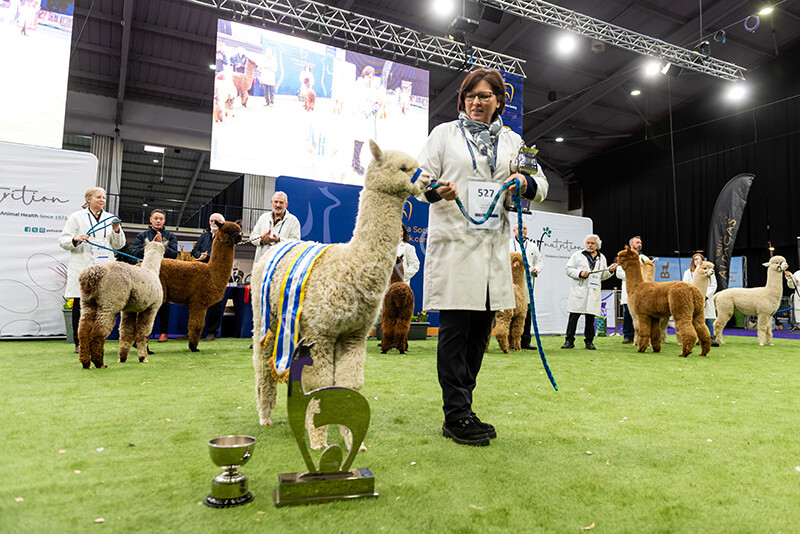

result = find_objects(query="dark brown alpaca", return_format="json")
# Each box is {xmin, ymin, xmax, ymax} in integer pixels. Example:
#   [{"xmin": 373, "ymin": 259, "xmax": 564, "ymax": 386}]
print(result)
[
  {"xmin": 159, "ymin": 221, "xmax": 242, "ymax": 351},
  {"xmin": 380, "ymin": 257, "xmax": 414, "ymax": 354},
  {"xmin": 617, "ymin": 246, "xmax": 711, "ymax": 357}
]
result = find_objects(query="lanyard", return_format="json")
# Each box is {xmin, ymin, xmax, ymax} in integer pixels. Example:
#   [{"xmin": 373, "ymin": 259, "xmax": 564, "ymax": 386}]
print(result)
[
  {"xmin": 458, "ymin": 123, "xmax": 500, "ymax": 175},
  {"xmin": 86, "ymin": 211, "xmax": 107, "ymax": 239}
]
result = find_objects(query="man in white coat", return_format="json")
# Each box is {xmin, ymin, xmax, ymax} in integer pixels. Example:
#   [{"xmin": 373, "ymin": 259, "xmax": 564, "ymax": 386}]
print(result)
[
  {"xmin": 785, "ymin": 269, "xmax": 800, "ymax": 328},
  {"xmin": 615, "ymin": 235, "xmax": 648, "ymax": 343},
  {"xmin": 562, "ymin": 234, "xmax": 618, "ymax": 350},
  {"xmin": 250, "ymin": 191, "xmax": 302, "ymax": 265},
  {"xmin": 511, "ymin": 223, "xmax": 543, "ymax": 350}
]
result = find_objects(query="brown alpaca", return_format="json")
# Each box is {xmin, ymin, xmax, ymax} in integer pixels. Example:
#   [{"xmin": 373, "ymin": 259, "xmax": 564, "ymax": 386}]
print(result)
[
  {"xmin": 78, "ymin": 237, "xmax": 165, "ymax": 369},
  {"xmin": 231, "ymin": 58, "xmax": 257, "ymax": 107},
  {"xmin": 159, "ymin": 221, "xmax": 242, "ymax": 352},
  {"xmin": 380, "ymin": 257, "xmax": 414, "ymax": 354},
  {"xmin": 617, "ymin": 246, "xmax": 711, "ymax": 357},
  {"xmin": 494, "ymin": 252, "xmax": 528, "ymax": 353},
  {"xmin": 631, "ymin": 256, "xmax": 668, "ymax": 346}
]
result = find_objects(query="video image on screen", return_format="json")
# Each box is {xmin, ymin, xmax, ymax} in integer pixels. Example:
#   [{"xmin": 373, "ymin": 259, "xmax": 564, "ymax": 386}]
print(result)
[{"xmin": 211, "ymin": 20, "xmax": 429, "ymax": 185}]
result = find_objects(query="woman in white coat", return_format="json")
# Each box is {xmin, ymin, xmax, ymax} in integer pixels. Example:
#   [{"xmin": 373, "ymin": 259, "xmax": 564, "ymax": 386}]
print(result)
[
  {"xmin": 682, "ymin": 252, "xmax": 717, "ymax": 339},
  {"xmin": 562, "ymin": 234, "xmax": 617, "ymax": 350},
  {"xmin": 418, "ymin": 68, "xmax": 548, "ymax": 447},
  {"xmin": 59, "ymin": 187, "xmax": 125, "ymax": 352},
  {"xmin": 396, "ymin": 224, "xmax": 419, "ymax": 283},
  {"xmin": 785, "ymin": 269, "xmax": 800, "ymax": 327}
]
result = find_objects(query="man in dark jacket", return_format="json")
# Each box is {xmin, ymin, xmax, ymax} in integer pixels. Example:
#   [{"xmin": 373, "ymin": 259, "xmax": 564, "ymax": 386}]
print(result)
[
  {"xmin": 191, "ymin": 213, "xmax": 226, "ymax": 340},
  {"xmin": 133, "ymin": 209, "xmax": 179, "ymax": 342}
]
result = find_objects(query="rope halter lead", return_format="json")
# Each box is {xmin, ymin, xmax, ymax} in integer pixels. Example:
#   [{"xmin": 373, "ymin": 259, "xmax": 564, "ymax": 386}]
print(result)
[{"xmin": 83, "ymin": 215, "xmax": 141, "ymax": 262}]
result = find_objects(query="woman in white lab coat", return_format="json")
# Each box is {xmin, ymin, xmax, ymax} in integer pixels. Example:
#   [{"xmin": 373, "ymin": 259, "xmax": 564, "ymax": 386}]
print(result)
[
  {"xmin": 562, "ymin": 234, "xmax": 617, "ymax": 350},
  {"xmin": 59, "ymin": 187, "xmax": 125, "ymax": 352},
  {"xmin": 396, "ymin": 224, "xmax": 419, "ymax": 283},
  {"xmin": 418, "ymin": 68, "xmax": 548, "ymax": 447},
  {"xmin": 682, "ymin": 252, "xmax": 717, "ymax": 338}
]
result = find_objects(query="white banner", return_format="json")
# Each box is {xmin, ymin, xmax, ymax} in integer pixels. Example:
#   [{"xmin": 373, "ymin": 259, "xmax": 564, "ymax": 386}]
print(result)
[
  {"xmin": 509, "ymin": 211, "xmax": 593, "ymax": 334},
  {"xmin": 0, "ymin": 142, "xmax": 96, "ymax": 337}
]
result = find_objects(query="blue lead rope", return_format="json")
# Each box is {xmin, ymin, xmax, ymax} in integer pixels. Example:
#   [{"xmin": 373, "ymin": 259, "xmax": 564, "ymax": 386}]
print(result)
[
  {"xmin": 83, "ymin": 215, "xmax": 141, "ymax": 262},
  {"xmin": 430, "ymin": 178, "xmax": 558, "ymax": 391}
]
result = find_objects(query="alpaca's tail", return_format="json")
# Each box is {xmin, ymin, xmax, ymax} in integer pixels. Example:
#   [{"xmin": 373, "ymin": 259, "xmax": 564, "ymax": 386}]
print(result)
[{"xmin": 79, "ymin": 265, "xmax": 105, "ymax": 302}]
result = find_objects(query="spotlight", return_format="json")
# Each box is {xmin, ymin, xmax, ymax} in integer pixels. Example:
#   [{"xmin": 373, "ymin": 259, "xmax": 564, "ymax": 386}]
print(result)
[
  {"xmin": 557, "ymin": 33, "xmax": 578, "ymax": 54},
  {"xmin": 591, "ymin": 40, "xmax": 605, "ymax": 53},
  {"xmin": 759, "ymin": 6, "xmax": 774, "ymax": 15},
  {"xmin": 208, "ymin": 64, "xmax": 216, "ymax": 70},
  {"xmin": 555, "ymin": 137, "xmax": 564, "ymax": 143},
  {"xmin": 660, "ymin": 62, "xmax": 670, "ymax": 75},
  {"xmin": 696, "ymin": 40, "xmax": 710, "ymax": 57},
  {"xmin": 448, "ymin": 15, "xmax": 479, "ymax": 33},
  {"xmin": 644, "ymin": 59, "xmax": 661, "ymax": 76},
  {"xmin": 726, "ymin": 83, "xmax": 747, "ymax": 101},
  {"xmin": 630, "ymin": 89, "xmax": 641, "ymax": 96},
  {"xmin": 432, "ymin": 0, "xmax": 455, "ymax": 18},
  {"xmin": 152, "ymin": 159, "xmax": 159, "ymax": 163},
  {"xmin": 480, "ymin": 1, "xmax": 503, "ymax": 24},
  {"xmin": 661, "ymin": 62, "xmax": 683, "ymax": 78},
  {"xmin": 144, "ymin": 145, "xmax": 165, "ymax": 153},
  {"xmin": 159, "ymin": 176, "xmax": 165, "ymax": 183}
]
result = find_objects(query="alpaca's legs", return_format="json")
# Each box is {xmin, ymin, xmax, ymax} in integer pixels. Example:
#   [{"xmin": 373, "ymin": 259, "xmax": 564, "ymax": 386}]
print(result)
[
  {"xmin": 83, "ymin": 308, "xmax": 116, "ymax": 368},
  {"xmin": 394, "ymin": 317, "xmax": 411, "ymax": 354},
  {"xmin": 135, "ymin": 306, "xmax": 159, "ymax": 362},
  {"xmin": 631, "ymin": 312, "xmax": 639, "ymax": 345},
  {"xmin": 674, "ymin": 313, "xmax": 696, "ymax": 358},
  {"xmin": 649, "ymin": 318, "xmax": 662, "ymax": 353},
  {"xmin": 660, "ymin": 317, "xmax": 669, "ymax": 344},
  {"xmin": 756, "ymin": 313, "xmax": 772, "ymax": 346},
  {"xmin": 118, "ymin": 312, "xmax": 136, "ymax": 363},
  {"xmin": 636, "ymin": 315, "xmax": 652, "ymax": 353},
  {"xmin": 380, "ymin": 307, "xmax": 395, "ymax": 354},
  {"xmin": 253, "ymin": 329, "xmax": 277, "ymax": 426},
  {"xmin": 509, "ymin": 313, "xmax": 525, "ymax": 352},
  {"xmin": 694, "ymin": 313, "xmax": 711, "ymax": 356},
  {"xmin": 713, "ymin": 301, "xmax": 732, "ymax": 344},
  {"xmin": 77, "ymin": 306, "xmax": 97, "ymax": 369},
  {"xmin": 495, "ymin": 312, "xmax": 511, "ymax": 354},
  {"xmin": 186, "ymin": 303, "xmax": 206, "ymax": 352}
]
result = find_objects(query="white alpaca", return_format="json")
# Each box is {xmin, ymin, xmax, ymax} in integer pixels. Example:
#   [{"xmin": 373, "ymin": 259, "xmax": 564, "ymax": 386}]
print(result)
[
  {"xmin": 251, "ymin": 140, "xmax": 430, "ymax": 449},
  {"xmin": 713, "ymin": 255, "xmax": 789, "ymax": 346},
  {"xmin": 78, "ymin": 237, "xmax": 165, "ymax": 369}
]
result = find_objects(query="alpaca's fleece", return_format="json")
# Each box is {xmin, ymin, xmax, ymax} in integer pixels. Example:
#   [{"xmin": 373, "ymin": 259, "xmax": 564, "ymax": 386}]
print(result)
[
  {"xmin": 380, "ymin": 258, "xmax": 414, "ymax": 354},
  {"xmin": 628, "ymin": 257, "xmax": 667, "ymax": 346},
  {"xmin": 618, "ymin": 246, "xmax": 711, "ymax": 357},
  {"xmin": 494, "ymin": 252, "xmax": 528, "ymax": 353},
  {"xmin": 159, "ymin": 221, "xmax": 242, "ymax": 351},
  {"xmin": 713, "ymin": 255, "xmax": 788, "ymax": 346},
  {"xmin": 251, "ymin": 140, "xmax": 430, "ymax": 450},
  {"xmin": 676, "ymin": 261, "xmax": 715, "ymax": 344},
  {"xmin": 77, "ymin": 239, "xmax": 165, "ymax": 369}
]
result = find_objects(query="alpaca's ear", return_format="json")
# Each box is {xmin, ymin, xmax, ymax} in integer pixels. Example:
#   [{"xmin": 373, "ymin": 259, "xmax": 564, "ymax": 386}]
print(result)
[
  {"xmin": 625, "ymin": 245, "xmax": 631, "ymax": 251},
  {"xmin": 369, "ymin": 139, "xmax": 383, "ymax": 162},
  {"xmin": 763, "ymin": 261, "xmax": 771, "ymax": 267},
  {"xmin": 651, "ymin": 257, "xmax": 659, "ymax": 262}
]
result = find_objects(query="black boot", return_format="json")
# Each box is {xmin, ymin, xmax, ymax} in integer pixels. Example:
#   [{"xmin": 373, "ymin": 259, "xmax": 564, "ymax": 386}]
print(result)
[
  {"xmin": 442, "ymin": 417, "xmax": 490, "ymax": 446},
  {"xmin": 561, "ymin": 340, "xmax": 574, "ymax": 349}
]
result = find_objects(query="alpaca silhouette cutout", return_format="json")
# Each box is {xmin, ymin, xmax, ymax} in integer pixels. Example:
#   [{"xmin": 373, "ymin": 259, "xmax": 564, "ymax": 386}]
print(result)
[
  {"xmin": 660, "ymin": 263, "xmax": 670, "ymax": 279},
  {"xmin": 287, "ymin": 342, "xmax": 370, "ymax": 474}
]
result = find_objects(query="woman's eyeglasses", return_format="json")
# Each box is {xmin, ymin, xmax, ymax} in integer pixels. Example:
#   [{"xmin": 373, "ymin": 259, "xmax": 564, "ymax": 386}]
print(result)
[{"xmin": 464, "ymin": 91, "xmax": 496, "ymax": 102}]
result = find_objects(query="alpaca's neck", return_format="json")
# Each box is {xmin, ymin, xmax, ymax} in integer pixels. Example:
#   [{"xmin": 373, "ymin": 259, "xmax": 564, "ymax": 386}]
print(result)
[
  {"xmin": 207, "ymin": 237, "xmax": 235, "ymax": 282},
  {"xmin": 349, "ymin": 188, "xmax": 404, "ymax": 261},
  {"xmin": 623, "ymin": 258, "xmax": 645, "ymax": 292},
  {"xmin": 692, "ymin": 270, "xmax": 709, "ymax": 295},
  {"xmin": 766, "ymin": 268, "xmax": 784, "ymax": 294},
  {"xmin": 141, "ymin": 247, "xmax": 164, "ymax": 274}
]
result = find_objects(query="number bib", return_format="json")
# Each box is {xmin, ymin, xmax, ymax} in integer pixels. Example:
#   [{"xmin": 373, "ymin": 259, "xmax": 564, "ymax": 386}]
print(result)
[
  {"xmin": 467, "ymin": 179, "xmax": 503, "ymax": 232},
  {"xmin": 587, "ymin": 272, "xmax": 601, "ymax": 289},
  {"xmin": 91, "ymin": 240, "xmax": 111, "ymax": 264}
]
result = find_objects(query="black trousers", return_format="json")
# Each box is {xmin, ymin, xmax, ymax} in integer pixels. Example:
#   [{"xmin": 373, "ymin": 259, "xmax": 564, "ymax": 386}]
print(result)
[
  {"xmin": 437, "ymin": 304, "xmax": 496, "ymax": 423},
  {"xmin": 72, "ymin": 297, "xmax": 81, "ymax": 346},
  {"xmin": 565, "ymin": 312, "xmax": 596, "ymax": 344},
  {"xmin": 622, "ymin": 304, "xmax": 634, "ymax": 340},
  {"xmin": 157, "ymin": 302, "xmax": 170, "ymax": 335},
  {"xmin": 521, "ymin": 308, "xmax": 533, "ymax": 346},
  {"xmin": 204, "ymin": 299, "xmax": 224, "ymax": 337}
]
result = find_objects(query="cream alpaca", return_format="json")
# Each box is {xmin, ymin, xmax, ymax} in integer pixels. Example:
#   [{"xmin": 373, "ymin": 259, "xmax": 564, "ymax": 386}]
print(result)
[
  {"xmin": 78, "ymin": 237, "xmax": 165, "ymax": 369},
  {"xmin": 713, "ymin": 255, "xmax": 788, "ymax": 346},
  {"xmin": 251, "ymin": 141, "xmax": 430, "ymax": 449},
  {"xmin": 675, "ymin": 261, "xmax": 715, "ymax": 344}
]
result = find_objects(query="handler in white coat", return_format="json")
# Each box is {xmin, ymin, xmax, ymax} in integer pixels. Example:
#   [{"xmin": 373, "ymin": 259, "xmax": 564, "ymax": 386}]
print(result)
[
  {"xmin": 418, "ymin": 68, "xmax": 548, "ymax": 447},
  {"xmin": 511, "ymin": 223, "xmax": 543, "ymax": 349},
  {"xmin": 784, "ymin": 269, "xmax": 800, "ymax": 327},
  {"xmin": 562, "ymin": 234, "xmax": 617, "ymax": 350},
  {"xmin": 59, "ymin": 187, "xmax": 125, "ymax": 352},
  {"xmin": 250, "ymin": 191, "xmax": 302, "ymax": 264},
  {"xmin": 682, "ymin": 252, "xmax": 718, "ymax": 340},
  {"xmin": 396, "ymin": 224, "xmax": 419, "ymax": 283}
]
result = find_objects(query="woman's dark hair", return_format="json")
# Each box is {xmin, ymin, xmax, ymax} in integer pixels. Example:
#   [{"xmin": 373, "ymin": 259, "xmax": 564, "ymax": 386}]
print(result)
[
  {"xmin": 457, "ymin": 68, "xmax": 506, "ymax": 121},
  {"xmin": 402, "ymin": 224, "xmax": 409, "ymax": 243}
]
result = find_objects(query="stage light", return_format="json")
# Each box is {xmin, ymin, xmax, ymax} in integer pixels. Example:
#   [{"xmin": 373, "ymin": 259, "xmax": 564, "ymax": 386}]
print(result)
[
  {"xmin": 480, "ymin": 1, "xmax": 504, "ymax": 24},
  {"xmin": 557, "ymin": 33, "xmax": 578, "ymax": 54},
  {"xmin": 630, "ymin": 89, "xmax": 641, "ymax": 96},
  {"xmin": 144, "ymin": 145, "xmax": 165, "ymax": 153},
  {"xmin": 759, "ymin": 6, "xmax": 774, "ymax": 15},
  {"xmin": 208, "ymin": 64, "xmax": 216, "ymax": 70},
  {"xmin": 660, "ymin": 62, "xmax": 671, "ymax": 75},
  {"xmin": 432, "ymin": 0, "xmax": 455, "ymax": 18},
  {"xmin": 555, "ymin": 137, "xmax": 564, "ymax": 143},
  {"xmin": 448, "ymin": 15, "xmax": 479, "ymax": 33},
  {"xmin": 152, "ymin": 159, "xmax": 159, "ymax": 163},
  {"xmin": 726, "ymin": 83, "xmax": 747, "ymax": 101},
  {"xmin": 645, "ymin": 59, "xmax": 661, "ymax": 76}
]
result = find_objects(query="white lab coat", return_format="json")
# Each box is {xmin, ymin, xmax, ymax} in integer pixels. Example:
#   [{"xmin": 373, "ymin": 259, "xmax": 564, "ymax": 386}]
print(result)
[
  {"xmin": 250, "ymin": 210, "xmax": 302, "ymax": 264},
  {"xmin": 615, "ymin": 252, "xmax": 650, "ymax": 305},
  {"xmin": 785, "ymin": 270, "xmax": 800, "ymax": 324},
  {"xmin": 418, "ymin": 120, "xmax": 548, "ymax": 311},
  {"xmin": 565, "ymin": 249, "xmax": 613, "ymax": 315},
  {"xmin": 396, "ymin": 241, "xmax": 420, "ymax": 283},
  {"xmin": 510, "ymin": 238, "xmax": 543, "ymax": 275},
  {"xmin": 58, "ymin": 208, "xmax": 126, "ymax": 298},
  {"xmin": 682, "ymin": 268, "xmax": 717, "ymax": 319}
]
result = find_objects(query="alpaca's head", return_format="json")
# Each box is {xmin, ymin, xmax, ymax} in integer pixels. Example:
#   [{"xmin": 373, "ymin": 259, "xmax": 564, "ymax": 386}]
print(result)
[
  {"xmin": 143, "ymin": 239, "xmax": 166, "ymax": 259},
  {"xmin": 365, "ymin": 140, "xmax": 431, "ymax": 198},
  {"xmin": 617, "ymin": 245, "xmax": 640, "ymax": 268},
  {"xmin": 214, "ymin": 221, "xmax": 243, "ymax": 246},
  {"xmin": 641, "ymin": 257, "xmax": 657, "ymax": 282},
  {"xmin": 510, "ymin": 252, "xmax": 525, "ymax": 281},
  {"xmin": 696, "ymin": 261, "xmax": 715, "ymax": 279},
  {"xmin": 763, "ymin": 255, "xmax": 788, "ymax": 274}
]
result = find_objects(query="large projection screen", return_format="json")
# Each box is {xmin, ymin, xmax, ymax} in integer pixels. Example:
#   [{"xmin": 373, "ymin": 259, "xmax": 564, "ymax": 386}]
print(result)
[
  {"xmin": 0, "ymin": 1, "xmax": 74, "ymax": 148},
  {"xmin": 211, "ymin": 20, "xmax": 430, "ymax": 185}
]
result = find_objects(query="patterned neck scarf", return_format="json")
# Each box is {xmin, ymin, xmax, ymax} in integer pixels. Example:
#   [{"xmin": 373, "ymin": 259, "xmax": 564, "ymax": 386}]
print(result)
[{"xmin": 459, "ymin": 111, "xmax": 503, "ymax": 173}]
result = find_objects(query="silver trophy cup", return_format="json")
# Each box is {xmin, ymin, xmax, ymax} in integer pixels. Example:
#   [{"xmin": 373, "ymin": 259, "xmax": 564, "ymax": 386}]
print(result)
[
  {"xmin": 505, "ymin": 143, "xmax": 539, "ymax": 213},
  {"xmin": 204, "ymin": 435, "xmax": 256, "ymax": 508}
]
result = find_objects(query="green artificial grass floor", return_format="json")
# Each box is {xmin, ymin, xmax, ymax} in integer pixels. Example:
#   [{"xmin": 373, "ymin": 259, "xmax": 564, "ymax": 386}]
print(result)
[{"xmin": 1, "ymin": 334, "xmax": 799, "ymax": 533}]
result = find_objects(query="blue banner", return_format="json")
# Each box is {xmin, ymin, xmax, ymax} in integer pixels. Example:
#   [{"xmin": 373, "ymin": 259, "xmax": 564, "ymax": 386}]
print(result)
[
  {"xmin": 500, "ymin": 70, "xmax": 523, "ymax": 137},
  {"xmin": 275, "ymin": 176, "xmax": 432, "ymax": 322},
  {"xmin": 652, "ymin": 256, "xmax": 744, "ymax": 288}
]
